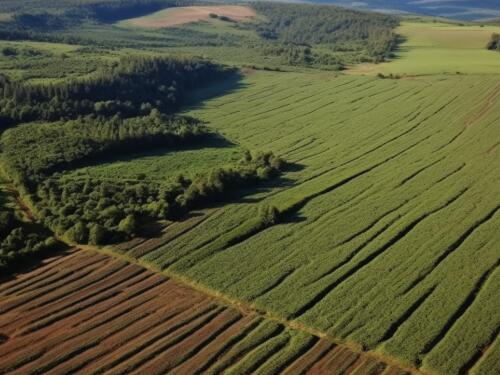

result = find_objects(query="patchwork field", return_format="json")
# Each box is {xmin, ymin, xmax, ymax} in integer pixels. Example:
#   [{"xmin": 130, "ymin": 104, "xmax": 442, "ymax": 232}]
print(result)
[
  {"xmin": 0, "ymin": 3, "xmax": 499, "ymax": 374},
  {"xmin": 0, "ymin": 249, "xmax": 414, "ymax": 375},
  {"xmin": 349, "ymin": 21, "xmax": 500, "ymax": 75},
  {"xmin": 81, "ymin": 70, "xmax": 500, "ymax": 375},
  {"xmin": 118, "ymin": 6, "xmax": 256, "ymax": 29}
]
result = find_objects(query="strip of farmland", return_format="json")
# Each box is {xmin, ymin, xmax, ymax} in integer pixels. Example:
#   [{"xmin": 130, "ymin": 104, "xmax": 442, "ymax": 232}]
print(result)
[{"xmin": 0, "ymin": 249, "xmax": 418, "ymax": 375}]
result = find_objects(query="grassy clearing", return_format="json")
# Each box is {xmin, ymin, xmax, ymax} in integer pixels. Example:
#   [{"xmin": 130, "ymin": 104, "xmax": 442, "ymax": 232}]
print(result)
[
  {"xmin": 348, "ymin": 21, "xmax": 500, "ymax": 75},
  {"xmin": 65, "ymin": 139, "xmax": 244, "ymax": 183}
]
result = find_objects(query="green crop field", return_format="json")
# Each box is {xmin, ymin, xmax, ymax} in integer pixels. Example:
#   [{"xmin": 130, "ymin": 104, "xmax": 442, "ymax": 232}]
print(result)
[
  {"xmin": 349, "ymin": 21, "xmax": 500, "ymax": 75},
  {"xmin": 0, "ymin": 2, "xmax": 499, "ymax": 374},
  {"xmin": 128, "ymin": 69, "xmax": 499, "ymax": 375}
]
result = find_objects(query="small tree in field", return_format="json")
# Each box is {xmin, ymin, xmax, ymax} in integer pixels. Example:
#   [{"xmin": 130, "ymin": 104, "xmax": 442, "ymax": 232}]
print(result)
[
  {"xmin": 259, "ymin": 205, "xmax": 280, "ymax": 226},
  {"xmin": 487, "ymin": 33, "xmax": 500, "ymax": 51}
]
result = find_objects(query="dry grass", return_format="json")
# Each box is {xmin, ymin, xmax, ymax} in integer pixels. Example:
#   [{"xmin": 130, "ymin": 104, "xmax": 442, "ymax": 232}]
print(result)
[{"xmin": 121, "ymin": 5, "xmax": 256, "ymax": 28}]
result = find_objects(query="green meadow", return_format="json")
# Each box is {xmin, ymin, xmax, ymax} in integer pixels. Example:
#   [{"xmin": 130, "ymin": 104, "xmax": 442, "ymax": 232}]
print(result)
[
  {"xmin": 349, "ymin": 21, "xmax": 500, "ymax": 75},
  {"xmin": 66, "ymin": 138, "xmax": 244, "ymax": 183}
]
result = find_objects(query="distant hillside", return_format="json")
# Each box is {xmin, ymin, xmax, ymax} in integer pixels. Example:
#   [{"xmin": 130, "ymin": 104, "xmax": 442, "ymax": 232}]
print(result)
[{"xmin": 312, "ymin": 0, "xmax": 500, "ymax": 21}]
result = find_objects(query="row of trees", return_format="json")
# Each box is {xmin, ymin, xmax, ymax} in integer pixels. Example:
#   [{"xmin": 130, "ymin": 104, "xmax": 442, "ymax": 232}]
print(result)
[
  {"xmin": 0, "ymin": 56, "xmax": 231, "ymax": 128},
  {"xmin": 250, "ymin": 2, "xmax": 400, "ymax": 63},
  {"xmin": 33, "ymin": 151, "xmax": 284, "ymax": 245}
]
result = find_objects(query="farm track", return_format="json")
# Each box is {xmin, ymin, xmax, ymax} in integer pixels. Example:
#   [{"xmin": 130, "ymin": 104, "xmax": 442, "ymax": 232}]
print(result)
[{"xmin": 0, "ymin": 250, "xmax": 419, "ymax": 375}]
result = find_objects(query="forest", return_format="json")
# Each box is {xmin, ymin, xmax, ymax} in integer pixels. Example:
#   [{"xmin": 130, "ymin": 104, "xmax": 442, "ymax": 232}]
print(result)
[
  {"xmin": 31, "ymin": 150, "xmax": 283, "ymax": 245},
  {"xmin": 0, "ymin": 210, "xmax": 61, "ymax": 271},
  {"xmin": 0, "ymin": 56, "xmax": 230, "ymax": 128},
  {"xmin": 251, "ymin": 2, "xmax": 400, "ymax": 62}
]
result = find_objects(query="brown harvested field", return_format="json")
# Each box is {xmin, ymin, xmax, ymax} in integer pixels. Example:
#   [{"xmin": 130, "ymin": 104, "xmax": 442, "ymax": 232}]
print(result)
[
  {"xmin": 0, "ymin": 249, "xmax": 418, "ymax": 374},
  {"xmin": 121, "ymin": 5, "xmax": 256, "ymax": 28}
]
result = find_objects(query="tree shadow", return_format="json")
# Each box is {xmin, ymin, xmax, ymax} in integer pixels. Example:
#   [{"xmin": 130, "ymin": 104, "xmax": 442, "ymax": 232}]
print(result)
[
  {"xmin": 65, "ymin": 133, "xmax": 236, "ymax": 172},
  {"xmin": 0, "ymin": 244, "xmax": 71, "ymax": 284},
  {"xmin": 181, "ymin": 70, "xmax": 248, "ymax": 112}
]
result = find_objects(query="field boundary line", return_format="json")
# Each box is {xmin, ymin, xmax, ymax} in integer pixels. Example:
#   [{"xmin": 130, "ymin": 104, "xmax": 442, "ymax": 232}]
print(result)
[{"xmin": 76, "ymin": 245, "xmax": 432, "ymax": 375}]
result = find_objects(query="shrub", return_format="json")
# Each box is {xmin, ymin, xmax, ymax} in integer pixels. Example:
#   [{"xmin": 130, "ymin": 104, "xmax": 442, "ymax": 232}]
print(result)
[
  {"xmin": 64, "ymin": 222, "xmax": 88, "ymax": 243},
  {"xmin": 118, "ymin": 214, "xmax": 137, "ymax": 237}
]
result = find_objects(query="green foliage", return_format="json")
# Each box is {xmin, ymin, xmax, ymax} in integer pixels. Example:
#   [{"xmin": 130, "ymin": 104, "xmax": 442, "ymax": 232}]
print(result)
[
  {"xmin": 251, "ymin": 2, "xmax": 399, "ymax": 62},
  {"xmin": 23, "ymin": 150, "xmax": 284, "ymax": 245},
  {"xmin": 0, "ymin": 55, "xmax": 231, "ymax": 127},
  {"xmin": 487, "ymin": 33, "xmax": 500, "ymax": 51},
  {"xmin": 0, "ymin": 0, "xmax": 188, "ymax": 30},
  {"xmin": 118, "ymin": 214, "xmax": 137, "ymax": 237},
  {"xmin": 88, "ymin": 223, "xmax": 107, "ymax": 245},
  {"xmin": 0, "ymin": 207, "xmax": 61, "ymax": 271},
  {"xmin": 259, "ymin": 205, "xmax": 280, "ymax": 226},
  {"xmin": 1, "ymin": 113, "xmax": 208, "ymax": 183},
  {"xmin": 64, "ymin": 221, "xmax": 88, "ymax": 243}
]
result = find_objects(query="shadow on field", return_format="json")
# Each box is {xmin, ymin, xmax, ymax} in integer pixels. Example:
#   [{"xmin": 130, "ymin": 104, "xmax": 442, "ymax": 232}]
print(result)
[
  {"xmin": 216, "ymin": 162, "xmax": 304, "ymax": 207},
  {"xmin": 181, "ymin": 70, "xmax": 248, "ymax": 112},
  {"xmin": 66, "ymin": 134, "xmax": 237, "ymax": 172}
]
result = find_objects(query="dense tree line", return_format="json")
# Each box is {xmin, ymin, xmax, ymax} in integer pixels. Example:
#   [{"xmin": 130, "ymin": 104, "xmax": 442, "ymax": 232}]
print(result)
[
  {"xmin": 487, "ymin": 33, "xmax": 500, "ymax": 51},
  {"xmin": 1, "ymin": 112, "xmax": 208, "ymax": 185},
  {"xmin": 250, "ymin": 3, "xmax": 399, "ymax": 62},
  {"xmin": 0, "ymin": 209, "xmax": 61, "ymax": 271},
  {"xmin": 0, "ymin": 56, "xmax": 231, "ymax": 128},
  {"xmin": 33, "ymin": 151, "xmax": 284, "ymax": 245}
]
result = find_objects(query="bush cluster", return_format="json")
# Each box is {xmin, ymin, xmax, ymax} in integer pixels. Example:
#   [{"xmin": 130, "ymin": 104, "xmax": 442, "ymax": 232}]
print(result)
[
  {"xmin": 487, "ymin": 33, "xmax": 499, "ymax": 51},
  {"xmin": 0, "ymin": 210, "xmax": 60, "ymax": 271},
  {"xmin": 33, "ymin": 151, "xmax": 284, "ymax": 245}
]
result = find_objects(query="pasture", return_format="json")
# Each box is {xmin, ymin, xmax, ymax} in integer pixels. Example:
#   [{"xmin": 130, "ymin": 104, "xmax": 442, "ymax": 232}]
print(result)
[
  {"xmin": 101, "ymin": 70, "xmax": 500, "ymax": 375},
  {"xmin": 349, "ymin": 21, "xmax": 500, "ymax": 75},
  {"xmin": 118, "ymin": 6, "xmax": 256, "ymax": 29},
  {"xmin": 0, "ymin": 249, "xmax": 412, "ymax": 375}
]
